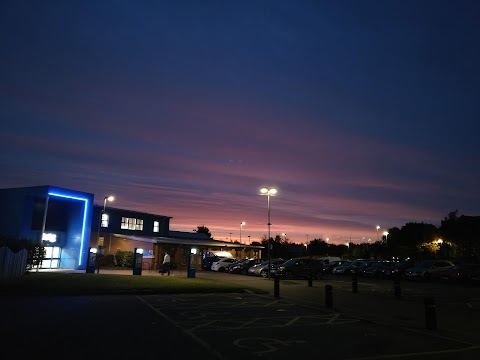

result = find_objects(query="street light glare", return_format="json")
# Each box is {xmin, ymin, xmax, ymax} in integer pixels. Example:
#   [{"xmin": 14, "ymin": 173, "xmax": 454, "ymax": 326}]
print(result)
[
  {"xmin": 106, "ymin": 196, "xmax": 114, "ymax": 202},
  {"xmin": 260, "ymin": 187, "xmax": 277, "ymax": 195}
]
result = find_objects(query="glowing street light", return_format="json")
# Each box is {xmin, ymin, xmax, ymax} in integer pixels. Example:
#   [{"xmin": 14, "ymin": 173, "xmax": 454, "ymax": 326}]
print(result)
[
  {"xmin": 96, "ymin": 195, "xmax": 114, "ymax": 274},
  {"xmin": 240, "ymin": 221, "xmax": 246, "ymax": 244},
  {"xmin": 282, "ymin": 233, "xmax": 287, "ymax": 242},
  {"xmin": 383, "ymin": 231, "xmax": 389, "ymax": 243},
  {"xmin": 260, "ymin": 187, "xmax": 277, "ymax": 279},
  {"xmin": 376, "ymin": 225, "xmax": 380, "ymax": 242}
]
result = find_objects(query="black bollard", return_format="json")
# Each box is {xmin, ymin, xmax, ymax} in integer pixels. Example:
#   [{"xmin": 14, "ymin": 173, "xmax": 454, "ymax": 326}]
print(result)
[
  {"xmin": 352, "ymin": 274, "xmax": 358, "ymax": 293},
  {"xmin": 424, "ymin": 297, "xmax": 437, "ymax": 330},
  {"xmin": 274, "ymin": 275, "xmax": 280, "ymax": 298},
  {"xmin": 325, "ymin": 284, "xmax": 333, "ymax": 308},
  {"xmin": 307, "ymin": 274, "xmax": 313, "ymax": 287},
  {"xmin": 393, "ymin": 278, "xmax": 401, "ymax": 299}
]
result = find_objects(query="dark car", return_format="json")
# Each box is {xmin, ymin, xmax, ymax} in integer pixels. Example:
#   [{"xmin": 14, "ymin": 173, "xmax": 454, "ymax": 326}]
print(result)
[
  {"xmin": 362, "ymin": 261, "xmax": 393, "ymax": 278},
  {"xmin": 227, "ymin": 258, "xmax": 265, "ymax": 275},
  {"xmin": 331, "ymin": 260, "xmax": 371, "ymax": 276},
  {"xmin": 430, "ymin": 263, "xmax": 480, "ymax": 283},
  {"xmin": 270, "ymin": 257, "xmax": 324, "ymax": 280},
  {"xmin": 323, "ymin": 260, "xmax": 349, "ymax": 274},
  {"xmin": 381, "ymin": 260, "xmax": 414, "ymax": 279}
]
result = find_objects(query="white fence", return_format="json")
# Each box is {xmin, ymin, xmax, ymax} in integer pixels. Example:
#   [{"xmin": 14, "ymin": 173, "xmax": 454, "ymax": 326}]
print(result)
[{"xmin": 0, "ymin": 246, "xmax": 27, "ymax": 279}]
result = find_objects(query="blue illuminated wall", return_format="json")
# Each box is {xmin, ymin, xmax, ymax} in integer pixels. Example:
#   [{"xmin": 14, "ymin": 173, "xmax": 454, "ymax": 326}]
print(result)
[{"xmin": 0, "ymin": 186, "xmax": 94, "ymax": 270}]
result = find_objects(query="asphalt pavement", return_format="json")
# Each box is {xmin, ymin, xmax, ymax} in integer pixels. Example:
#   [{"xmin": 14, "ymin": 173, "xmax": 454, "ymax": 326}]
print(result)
[{"xmin": 2, "ymin": 269, "xmax": 479, "ymax": 359}]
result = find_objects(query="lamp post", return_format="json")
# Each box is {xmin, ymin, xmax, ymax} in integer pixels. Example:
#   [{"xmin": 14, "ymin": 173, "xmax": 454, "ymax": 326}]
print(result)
[
  {"xmin": 282, "ymin": 233, "xmax": 287, "ymax": 242},
  {"xmin": 248, "ymin": 235, "xmax": 251, "ymax": 244},
  {"xmin": 240, "ymin": 221, "xmax": 245, "ymax": 244},
  {"xmin": 376, "ymin": 225, "xmax": 380, "ymax": 242},
  {"xmin": 96, "ymin": 195, "xmax": 114, "ymax": 273},
  {"xmin": 383, "ymin": 231, "xmax": 389, "ymax": 243},
  {"xmin": 260, "ymin": 187, "xmax": 277, "ymax": 279}
]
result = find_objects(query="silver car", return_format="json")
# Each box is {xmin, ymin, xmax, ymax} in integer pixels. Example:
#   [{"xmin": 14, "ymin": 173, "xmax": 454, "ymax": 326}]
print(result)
[
  {"xmin": 404, "ymin": 260, "xmax": 455, "ymax": 281},
  {"xmin": 247, "ymin": 258, "xmax": 285, "ymax": 278}
]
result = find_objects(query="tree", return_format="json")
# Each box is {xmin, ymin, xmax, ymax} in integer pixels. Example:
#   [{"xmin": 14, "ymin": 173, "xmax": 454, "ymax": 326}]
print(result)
[{"xmin": 195, "ymin": 225, "xmax": 212, "ymax": 238}]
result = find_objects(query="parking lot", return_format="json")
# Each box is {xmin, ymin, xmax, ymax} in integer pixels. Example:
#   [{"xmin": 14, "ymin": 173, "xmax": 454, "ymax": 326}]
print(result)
[{"xmin": 4, "ymin": 269, "xmax": 479, "ymax": 359}]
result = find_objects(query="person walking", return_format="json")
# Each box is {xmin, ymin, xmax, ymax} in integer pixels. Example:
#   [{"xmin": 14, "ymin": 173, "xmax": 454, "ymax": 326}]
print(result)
[{"xmin": 162, "ymin": 252, "xmax": 171, "ymax": 276}]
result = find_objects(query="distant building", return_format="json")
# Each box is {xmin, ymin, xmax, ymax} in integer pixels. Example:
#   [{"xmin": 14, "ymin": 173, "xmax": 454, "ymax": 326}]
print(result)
[{"xmin": 0, "ymin": 185, "xmax": 263, "ymax": 271}]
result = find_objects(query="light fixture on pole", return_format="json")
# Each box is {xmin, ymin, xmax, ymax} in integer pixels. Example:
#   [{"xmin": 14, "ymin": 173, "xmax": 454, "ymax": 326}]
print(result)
[
  {"xmin": 96, "ymin": 195, "xmax": 114, "ymax": 274},
  {"xmin": 248, "ymin": 235, "xmax": 251, "ymax": 244},
  {"xmin": 282, "ymin": 233, "xmax": 287, "ymax": 242},
  {"xmin": 260, "ymin": 187, "xmax": 277, "ymax": 279},
  {"xmin": 240, "ymin": 221, "xmax": 245, "ymax": 244},
  {"xmin": 383, "ymin": 231, "xmax": 389, "ymax": 243},
  {"xmin": 376, "ymin": 225, "xmax": 380, "ymax": 242}
]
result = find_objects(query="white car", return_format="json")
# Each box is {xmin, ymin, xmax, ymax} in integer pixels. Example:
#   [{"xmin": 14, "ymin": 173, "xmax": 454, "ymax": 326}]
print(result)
[{"xmin": 211, "ymin": 258, "xmax": 237, "ymax": 272}]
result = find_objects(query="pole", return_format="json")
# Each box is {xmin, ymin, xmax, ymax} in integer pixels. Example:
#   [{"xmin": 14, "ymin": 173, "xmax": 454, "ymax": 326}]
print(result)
[
  {"xmin": 96, "ymin": 197, "xmax": 108, "ymax": 274},
  {"xmin": 267, "ymin": 193, "xmax": 271, "ymax": 279}
]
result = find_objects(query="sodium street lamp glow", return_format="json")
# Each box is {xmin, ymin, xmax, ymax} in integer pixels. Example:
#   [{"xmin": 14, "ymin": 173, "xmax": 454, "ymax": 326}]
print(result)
[
  {"xmin": 376, "ymin": 225, "xmax": 380, "ymax": 242},
  {"xmin": 260, "ymin": 187, "xmax": 277, "ymax": 279}
]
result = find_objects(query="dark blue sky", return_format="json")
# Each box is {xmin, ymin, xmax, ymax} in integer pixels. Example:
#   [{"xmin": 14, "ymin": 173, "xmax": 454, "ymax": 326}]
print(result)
[{"xmin": 1, "ymin": 0, "xmax": 479, "ymax": 244}]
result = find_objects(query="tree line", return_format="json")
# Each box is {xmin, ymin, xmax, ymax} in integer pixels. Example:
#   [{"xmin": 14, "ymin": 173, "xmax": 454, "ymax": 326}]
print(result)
[{"xmin": 198, "ymin": 210, "xmax": 480, "ymax": 263}]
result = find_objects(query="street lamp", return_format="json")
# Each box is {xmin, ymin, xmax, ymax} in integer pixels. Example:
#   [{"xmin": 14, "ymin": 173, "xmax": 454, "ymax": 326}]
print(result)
[
  {"xmin": 376, "ymin": 225, "xmax": 380, "ymax": 242},
  {"xmin": 383, "ymin": 231, "xmax": 389, "ymax": 243},
  {"xmin": 260, "ymin": 187, "xmax": 277, "ymax": 279},
  {"xmin": 96, "ymin": 195, "xmax": 114, "ymax": 273},
  {"xmin": 248, "ymin": 235, "xmax": 251, "ymax": 244},
  {"xmin": 282, "ymin": 233, "xmax": 287, "ymax": 242},
  {"xmin": 240, "ymin": 221, "xmax": 245, "ymax": 244}
]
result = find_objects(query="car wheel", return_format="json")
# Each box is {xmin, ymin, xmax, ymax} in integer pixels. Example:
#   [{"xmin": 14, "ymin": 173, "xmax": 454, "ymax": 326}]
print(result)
[
  {"xmin": 218, "ymin": 267, "xmax": 225, "ymax": 272},
  {"xmin": 260, "ymin": 269, "xmax": 268, "ymax": 278},
  {"xmin": 314, "ymin": 271, "xmax": 323, "ymax": 280},
  {"xmin": 285, "ymin": 271, "xmax": 294, "ymax": 280}
]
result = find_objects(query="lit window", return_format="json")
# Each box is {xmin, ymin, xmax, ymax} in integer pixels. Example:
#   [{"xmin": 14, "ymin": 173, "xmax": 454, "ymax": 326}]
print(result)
[
  {"xmin": 121, "ymin": 217, "xmax": 144, "ymax": 231},
  {"xmin": 153, "ymin": 221, "xmax": 159, "ymax": 233},
  {"xmin": 101, "ymin": 213, "xmax": 109, "ymax": 228}
]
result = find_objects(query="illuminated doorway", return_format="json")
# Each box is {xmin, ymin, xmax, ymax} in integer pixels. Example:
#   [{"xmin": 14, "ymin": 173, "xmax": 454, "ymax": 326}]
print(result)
[{"xmin": 41, "ymin": 246, "xmax": 61, "ymax": 269}]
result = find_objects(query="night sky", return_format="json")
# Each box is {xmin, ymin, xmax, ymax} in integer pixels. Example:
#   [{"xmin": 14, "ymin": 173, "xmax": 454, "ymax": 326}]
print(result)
[{"xmin": 1, "ymin": 0, "xmax": 479, "ymax": 245}]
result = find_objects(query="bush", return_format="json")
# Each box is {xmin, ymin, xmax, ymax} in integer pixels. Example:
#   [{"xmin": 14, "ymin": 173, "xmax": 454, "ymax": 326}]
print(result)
[{"xmin": 113, "ymin": 250, "xmax": 134, "ymax": 268}]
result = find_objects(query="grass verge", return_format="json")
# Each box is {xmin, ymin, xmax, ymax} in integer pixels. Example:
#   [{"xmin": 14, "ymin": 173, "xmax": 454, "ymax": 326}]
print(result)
[{"xmin": 0, "ymin": 272, "xmax": 268, "ymax": 296}]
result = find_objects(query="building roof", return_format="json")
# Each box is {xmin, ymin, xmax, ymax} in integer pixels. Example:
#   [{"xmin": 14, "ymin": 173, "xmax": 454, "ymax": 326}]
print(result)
[{"xmin": 112, "ymin": 233, "xmax": 264, "ymax": 249}]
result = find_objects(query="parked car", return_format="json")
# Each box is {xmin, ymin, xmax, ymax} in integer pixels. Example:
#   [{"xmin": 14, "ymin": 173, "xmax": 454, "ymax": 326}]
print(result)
[
  {"xmin": 211, "ymin": 258, "xmax": 238, "ymax": 272},
  {"xmin": 331, "ymin": 261, "xmax": 353, "ymax": 275},
  {"xmin": 323, "ymin": 260, "xmax": 350, "ymax": 274},
  {"xmin": 404, "ymin": 260, "xmax": 455, "ymax": 281},
  {"xmin": 201, "ymin": 255, "xmax": 224, "ymax": 270},
  {"xmin": 429, "ymin": 263, "xmax": 480, "ymax": 283},
  {"xmin": 270, "ymin": 257, "xmax": 324, "ymax": 280},
  {"xmin": 248, "ymin": 258, "xmax": 285, "ymax": 278},
  {"xmin": 227, "ymin": 258, "xmax": 266, "ymax": 275},
  {"xmin": 381, "ymin": 260, "xmax": 414, "ymax": 279},
  {"xmin": 362, "ymin": 261, "xmax": 393, "ymax": 278},
  {"xmin": 331, "ymin": 260, "xmax": 371, "ymax": 276}
]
